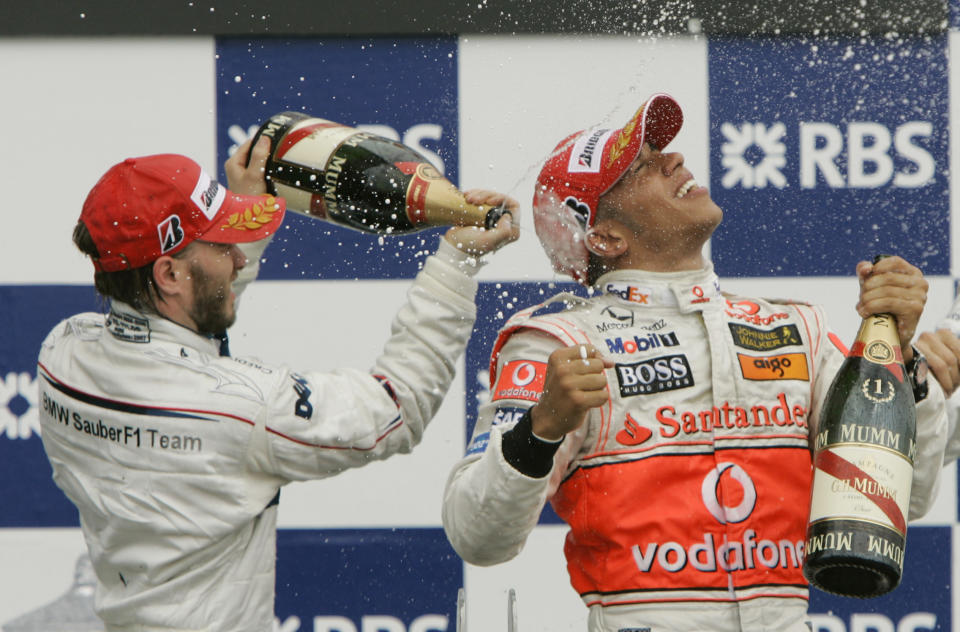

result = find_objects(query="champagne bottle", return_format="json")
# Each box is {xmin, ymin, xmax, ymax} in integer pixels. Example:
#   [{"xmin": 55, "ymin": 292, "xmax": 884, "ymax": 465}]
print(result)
[
  {"xmin": 803, "ymin": 289, "xmax": 916, "ymax": 597},
  {"xmin": 249, "ymin": 111, "xmax": 506, "ymax": 235}
]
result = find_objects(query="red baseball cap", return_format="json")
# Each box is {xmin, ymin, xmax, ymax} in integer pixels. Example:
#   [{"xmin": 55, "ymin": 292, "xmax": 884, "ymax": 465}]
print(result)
[
  {"xmin": 532, "ymin": 93, "xmax": 683, "ymax": 284},
  {"xmin": 80, "ymin": 154, "xmax": 286, "ymax": 272}
]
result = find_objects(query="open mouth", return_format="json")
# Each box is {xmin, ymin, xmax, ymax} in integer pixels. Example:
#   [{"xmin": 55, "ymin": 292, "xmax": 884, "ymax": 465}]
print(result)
[{"xmin": 676, "ymin": 178, "xmax": 698, "ymax": 199}]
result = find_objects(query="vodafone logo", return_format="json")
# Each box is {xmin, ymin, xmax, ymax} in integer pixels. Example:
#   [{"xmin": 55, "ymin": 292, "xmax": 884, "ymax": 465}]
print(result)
[
  {"xmin": 493, "ymin": 360, "xmax": 547, "ymax": 403},
  {"xmin": 701, "ymin": 463, "xmax": 757, "ymax": 524},
  {"xmin": 511, "ymin": 363, "xmax": 537, "ymax": 386}
]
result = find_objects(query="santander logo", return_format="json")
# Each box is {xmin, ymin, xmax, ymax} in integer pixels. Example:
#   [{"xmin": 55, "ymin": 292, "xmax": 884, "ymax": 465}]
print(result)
[{"xmin": 616, "ymin": 413, "xmax": 653, "ymax": 446}]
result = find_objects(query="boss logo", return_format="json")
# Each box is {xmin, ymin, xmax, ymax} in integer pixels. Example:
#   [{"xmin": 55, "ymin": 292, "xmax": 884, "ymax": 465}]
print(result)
[{"xmin": 615, "ymin": 354, "xmax": 693, "ymax": 397}]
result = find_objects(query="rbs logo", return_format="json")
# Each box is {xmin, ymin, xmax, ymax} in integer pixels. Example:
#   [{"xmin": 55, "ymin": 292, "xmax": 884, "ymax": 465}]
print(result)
[{"xmin": 720, "ymin": 120, "xmax": 935, "ymax": 190}]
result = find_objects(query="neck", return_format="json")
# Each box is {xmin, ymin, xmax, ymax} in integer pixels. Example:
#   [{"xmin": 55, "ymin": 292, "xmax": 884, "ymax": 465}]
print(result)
[
  {"xmin": 613, "ymin": 238, "xmax": 709, "ymax": 273},
  {"xmin": 154, "ymin": 296, "xmax": 199, "ymax": 332}
]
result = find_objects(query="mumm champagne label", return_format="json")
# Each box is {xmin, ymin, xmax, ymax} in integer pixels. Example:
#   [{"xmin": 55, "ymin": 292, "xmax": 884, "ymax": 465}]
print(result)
[
  {"xmin": 806, "ymin": 313, "xmax": 915, "ymax": 580},
  {"xmin": 252, "ymin": 111, "xmax": 499, "ymax": 234}
]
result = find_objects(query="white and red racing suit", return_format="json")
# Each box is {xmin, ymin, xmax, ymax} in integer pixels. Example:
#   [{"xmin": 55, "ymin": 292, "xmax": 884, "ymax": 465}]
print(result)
[
  {"xmin": 443, "ymin": 265, "xmax": 947, "ymax": 632},
  {"xmin": 37, "ymin": 238, "xmax": 484, "ymax": 632}
]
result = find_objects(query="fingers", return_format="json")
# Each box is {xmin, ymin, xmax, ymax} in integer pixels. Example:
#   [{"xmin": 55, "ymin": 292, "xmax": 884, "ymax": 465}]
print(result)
[
  {"xmin": 225, "ymin": 136, "xmax": 271, "ymax": 196},
  {"xmin": 917, "ymin": 329, "xmax": 960, "ymax": 396},
  {"xmin": 531, "ymin": 345, "xmax": 611, "ymax": 440},
  {"xmin": 855, "ymin": 256, "xmax": 927, "ymax": 340},
  {"xmin": 442, "ymin": 200, "xmax": 520, "ymax": 256},
  {"xmin": 463, "ymin": 188, "xmax": 520, "ymax": 213}
]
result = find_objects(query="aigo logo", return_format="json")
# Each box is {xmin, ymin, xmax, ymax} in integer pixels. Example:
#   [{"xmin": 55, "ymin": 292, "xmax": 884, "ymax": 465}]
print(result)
[
  {"xmin": 720, "ymin": 120, "xmax": 935, "ymax": 190},
  {"xmin": 701, "ymin": 462, "xmax": 757, "ymax": 524}
]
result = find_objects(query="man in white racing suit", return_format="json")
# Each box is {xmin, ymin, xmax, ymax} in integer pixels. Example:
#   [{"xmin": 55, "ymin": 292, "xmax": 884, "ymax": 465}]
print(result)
[
  {"xmin": 442, "ymin": 93, "xmax": 947, "ymax": 632},
  {"xmin": 37, "ymin": 136, "xmax": 519, "ymax": 632},
  {"xmin": 917, "ymin": 293, "xmax": 960, "ymax": 459}
]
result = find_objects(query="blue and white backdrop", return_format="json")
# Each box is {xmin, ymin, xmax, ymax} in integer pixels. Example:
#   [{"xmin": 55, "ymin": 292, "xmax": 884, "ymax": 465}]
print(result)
[{"xmin": 2, "ymin": 25, "xmax": 960, "ymax": 632}]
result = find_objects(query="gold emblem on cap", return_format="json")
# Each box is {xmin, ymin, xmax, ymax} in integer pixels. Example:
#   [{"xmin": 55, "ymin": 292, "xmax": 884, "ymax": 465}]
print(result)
[
  {"xmin": 607, "ymin": 109, "xmax": 642, "ymax": 167},
  {"xmin": 221, "ymin": 196, "xmax": 279, "ymax": 230}
]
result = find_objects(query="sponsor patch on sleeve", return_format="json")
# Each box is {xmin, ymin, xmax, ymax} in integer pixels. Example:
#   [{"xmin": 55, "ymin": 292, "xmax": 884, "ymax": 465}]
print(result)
[
  {"xmin": 465, "ymin": 407, "xmax": 528, "ymax": 456},
  {"xmin": 466, "ymin": 431, "xmax": 491, "ymax": 456},
  {"xmin": 492, "ymin": 361, "xmax": 547, "ymax": 402},
  {"xmin": 737, "ymin": 352, "xmax": 809, "ymax": 381}
]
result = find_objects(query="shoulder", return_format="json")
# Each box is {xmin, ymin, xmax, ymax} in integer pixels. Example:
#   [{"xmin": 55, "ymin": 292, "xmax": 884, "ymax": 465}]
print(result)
[{"xmin": 40, "ymin": 312, "xmax": 106, "ymax": 353}]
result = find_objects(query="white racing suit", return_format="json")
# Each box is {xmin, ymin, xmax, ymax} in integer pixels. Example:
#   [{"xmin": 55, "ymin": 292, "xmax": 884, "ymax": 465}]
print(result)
[
  {"xmin": 442, "ymin": 265, "xmax": 948, "ymax": 632},
  {"xmin": 37, "ymin": 239, "xmax": 483, "ymax": 632}
]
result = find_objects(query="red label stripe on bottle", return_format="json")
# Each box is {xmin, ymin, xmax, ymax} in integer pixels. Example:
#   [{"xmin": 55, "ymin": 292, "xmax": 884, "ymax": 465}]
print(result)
[
  {"xmin": 406, "ymin": 170, "xmax": 430, "ymax": 225},
  {"xmin": 275, "ymin": 122, "xmax": 344, "ymax": 160},
  {"xmin": 815, "ymin": 448, "xmax": 906, "ymax": 534}
]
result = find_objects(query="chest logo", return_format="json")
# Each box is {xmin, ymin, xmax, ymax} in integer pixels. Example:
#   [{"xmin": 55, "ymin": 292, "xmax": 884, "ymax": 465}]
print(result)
[
  {"xmin": 615, "ymin": 354, "xmax": 694, "ymax": 397},
  {"xmin": 729, "ymin": 323, "xmax": 802, "ymax": 351},
  {"xmin": 702, "ymin": 462, "xmax": 757, "ymax": 524},
  {"xmin": 616, "ymin": 413, "xmax": 653, "ymax": 446}
]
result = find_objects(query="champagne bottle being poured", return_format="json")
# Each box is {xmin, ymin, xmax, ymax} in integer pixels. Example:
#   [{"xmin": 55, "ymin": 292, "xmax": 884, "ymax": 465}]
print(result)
[{"xmin": 249, "ymin": 111, "xmax": 506, "ymax": 235}]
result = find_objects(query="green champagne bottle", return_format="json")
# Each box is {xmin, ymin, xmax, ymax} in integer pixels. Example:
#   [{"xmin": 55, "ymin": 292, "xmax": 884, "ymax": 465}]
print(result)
[
  {"xmin": 249, "ymin": 111, "xmax": 505, "ymax": 235},
  {"xmin": 803, "ymin": 304, "xmax": 916, "ymax": 597}
]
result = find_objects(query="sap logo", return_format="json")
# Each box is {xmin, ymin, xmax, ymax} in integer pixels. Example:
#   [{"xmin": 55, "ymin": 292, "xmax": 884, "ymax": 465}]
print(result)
[
  {"xmin": 228, "ymin": 123, "xmax": 448, "ymax": 175},
  {"xmin": 0, "ymin": 371, "xmax": 39, "ymax": 439},
  {"xmin": 310, "ymin": 614, "xmax": 448, "ymax": 632},
  {"xmin": 492, "ymin": 407, "xmax": 526, "ymax": 427},
  {"xmin": 808, "ymin": 612, "xmax": 936, "ymax": 632},
  {"xmin": 720, "ymin": 121, "xmax": 935, "ymax": 190}
]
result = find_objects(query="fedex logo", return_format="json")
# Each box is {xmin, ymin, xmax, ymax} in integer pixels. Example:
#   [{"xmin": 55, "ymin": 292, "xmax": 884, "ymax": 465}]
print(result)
[
  {"xmin": 721, "ymin": 120, "xmax": 935, "ymax": 190},
  {"xmin": 605, "ymin": 283, "xmax": 653, "ymax": 305}
]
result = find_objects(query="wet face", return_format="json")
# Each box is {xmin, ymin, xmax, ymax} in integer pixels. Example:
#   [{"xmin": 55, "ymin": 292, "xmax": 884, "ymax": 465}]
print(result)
[
  {"xmin": 182, "ymin": 242, "xmax": 246, "ymax": 335},
  {"xmin": 599, "ymin": 143, "xmax": 724, "ymax": 248}
]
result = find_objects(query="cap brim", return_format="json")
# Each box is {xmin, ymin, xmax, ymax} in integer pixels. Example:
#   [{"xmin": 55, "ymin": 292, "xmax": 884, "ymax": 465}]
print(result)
[
  {"xmin": 201, "ymin": 192, "xmax": 287, "ymax": 244},
  {"xmin": 601, "ymin": 93, "xmax": 684, "ymax": 196}
]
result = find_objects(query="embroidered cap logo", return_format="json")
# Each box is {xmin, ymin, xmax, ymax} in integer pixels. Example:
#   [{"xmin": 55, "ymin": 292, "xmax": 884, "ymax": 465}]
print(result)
[{"xmin": 158, "ymin": 215, "xmax": 185, "ymax": 254}]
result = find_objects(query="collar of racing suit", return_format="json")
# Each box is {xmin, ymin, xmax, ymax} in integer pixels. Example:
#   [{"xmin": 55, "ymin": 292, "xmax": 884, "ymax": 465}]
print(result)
[
  {"xmin": 105, "ymin": 301, "xmax": 224, "ymax": 356},
  {"xmin": 593, "ymin": 263, "xmax": 723, "ymax": 313}
]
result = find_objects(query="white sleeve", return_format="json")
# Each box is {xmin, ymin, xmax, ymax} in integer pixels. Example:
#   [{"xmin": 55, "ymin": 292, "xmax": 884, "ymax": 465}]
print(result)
[
  {"xmin": 248, "ymin": 238, "xmax": 484, "ymax": 480},
  {"xmin": 442, "ymin": 329, "xmax": 585, "ymax": 566}
]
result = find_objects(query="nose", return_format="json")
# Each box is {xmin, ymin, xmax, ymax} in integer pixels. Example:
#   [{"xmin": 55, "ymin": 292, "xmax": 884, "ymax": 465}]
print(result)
[{"xmin": 230, "ymin": 244, "xmax": 248, "ymax": 270}]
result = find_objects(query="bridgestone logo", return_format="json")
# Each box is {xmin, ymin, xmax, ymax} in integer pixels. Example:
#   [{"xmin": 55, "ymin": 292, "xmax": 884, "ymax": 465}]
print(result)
[{"xmin": 615, "ymin": 354, "xmax": 693, "ymax": 396}]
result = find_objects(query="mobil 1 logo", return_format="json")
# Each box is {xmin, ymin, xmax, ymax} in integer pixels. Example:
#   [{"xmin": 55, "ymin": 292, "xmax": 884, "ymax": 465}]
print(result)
[{"xmin": 615, "ymin": 354, "xmax": 694, "ymax": 396}]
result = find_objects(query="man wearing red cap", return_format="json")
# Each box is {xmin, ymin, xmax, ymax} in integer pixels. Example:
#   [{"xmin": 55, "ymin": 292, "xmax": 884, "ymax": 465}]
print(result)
[
  {"xmin": 37, "ymin": 137, "xmax": 519, "ymax": 632},
  {"xmin": 442, "ymin": 95, "xmax": 947, "ymax": 631}
]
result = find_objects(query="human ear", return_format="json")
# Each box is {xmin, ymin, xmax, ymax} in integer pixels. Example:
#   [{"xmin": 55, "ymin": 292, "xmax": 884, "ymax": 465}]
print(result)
[
  {"xmin": 584, "ymin": 223, "xmax": 628, "ymax": 258},
  {"xmin": 151, "ymin": 256, "xmax": 186, "ymax": 297}
]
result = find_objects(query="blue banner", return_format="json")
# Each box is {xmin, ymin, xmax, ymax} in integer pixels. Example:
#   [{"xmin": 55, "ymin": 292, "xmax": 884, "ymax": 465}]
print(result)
[
  {"xmin": 275, "ymin": 528, "xmax": 460, "ymax": 632},
  {"xmin": 0, "ymin": 285, "xmax": 100, "ymax": 526},
  {"xmin": 215, "ymin": 37, "xmax": 459, "ymax": 281},
  {"xmin": 708, "ymin": 35, "xmax": 949, "ymax": 277}
]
